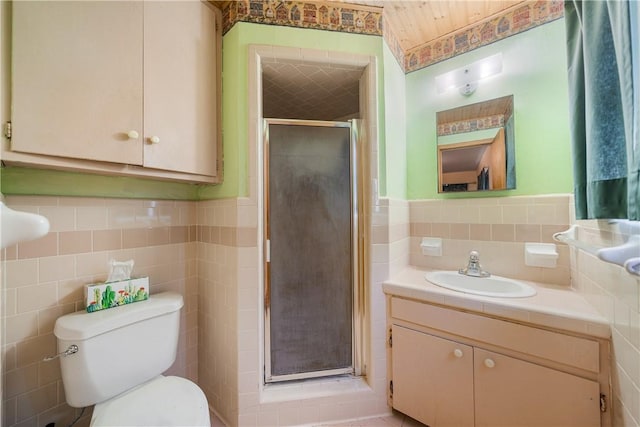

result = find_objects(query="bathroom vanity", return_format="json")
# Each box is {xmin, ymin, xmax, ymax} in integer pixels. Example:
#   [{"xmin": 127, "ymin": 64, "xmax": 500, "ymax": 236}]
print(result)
[{"xmin": 384, "ymin": 267, "xmax": 612, "ymax": 427}]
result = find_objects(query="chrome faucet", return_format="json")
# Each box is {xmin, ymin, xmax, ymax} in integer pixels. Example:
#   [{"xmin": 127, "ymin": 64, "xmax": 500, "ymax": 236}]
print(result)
[{"xmin": 459, "ymin": 250, "xmax": 491, "ymax": 277}]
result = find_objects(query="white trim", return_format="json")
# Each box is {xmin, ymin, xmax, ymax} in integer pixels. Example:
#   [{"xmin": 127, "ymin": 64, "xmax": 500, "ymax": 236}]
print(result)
[{"xmin": 247, "ymin": 44, "xmax": 379, "ymax": 406}]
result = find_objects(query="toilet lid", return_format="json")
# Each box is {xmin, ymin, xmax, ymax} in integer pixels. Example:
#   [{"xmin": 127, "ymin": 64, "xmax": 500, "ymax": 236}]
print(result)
[{"xmin": 91, "ymin": 376, "xmax": 210, "ymax": 427}]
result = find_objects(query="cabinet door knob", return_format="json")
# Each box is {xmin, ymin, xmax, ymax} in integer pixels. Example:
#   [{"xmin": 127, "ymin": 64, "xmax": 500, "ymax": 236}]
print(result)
[
  {"xmin": 484, "ymin": 358, "xmax": 496, "ymax": 368},
  {"xmin": 127, "ymin": 130, "xmax": 139, "ymax": 140},
  {"xmin": 453, "ymin": 349, "xmax": 463, "ymax": 358},
  {"xmin": 149, "ymin": 136, "xmax": 160, "ymax": 144}
]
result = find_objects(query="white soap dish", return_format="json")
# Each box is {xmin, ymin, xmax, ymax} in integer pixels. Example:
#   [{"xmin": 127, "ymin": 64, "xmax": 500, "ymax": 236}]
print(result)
[
  {"xmin": 525, "ymin": 242, "xmax": 558, "ymax": 268},
  {"xmin": 420, "ymin": 237, "xmax": 442, "ymax": 257}
]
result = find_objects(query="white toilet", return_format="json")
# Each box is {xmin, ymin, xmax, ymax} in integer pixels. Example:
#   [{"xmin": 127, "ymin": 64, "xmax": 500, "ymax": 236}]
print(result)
[{"xmin": 54, "ymin": 292, "xmax": 210, "ymax": 426}]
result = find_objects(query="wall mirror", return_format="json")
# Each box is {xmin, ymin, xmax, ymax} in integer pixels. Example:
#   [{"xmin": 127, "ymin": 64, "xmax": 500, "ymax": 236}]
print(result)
[{"xmin": 436, "ymin": 95, "xmax": 515, "ymax": 193}]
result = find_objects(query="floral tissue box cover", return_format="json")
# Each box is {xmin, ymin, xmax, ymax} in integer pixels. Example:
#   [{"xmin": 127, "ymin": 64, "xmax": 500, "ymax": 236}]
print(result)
[{"xmin": 85, "ymin": 277, "xmax": 149, "ymax": 313}]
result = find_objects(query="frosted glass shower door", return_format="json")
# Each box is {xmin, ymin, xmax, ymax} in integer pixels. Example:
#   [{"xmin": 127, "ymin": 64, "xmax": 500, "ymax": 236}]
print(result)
[{"xmin": 264, "ymin": 120, "xmax": 356, "ymax": 383}]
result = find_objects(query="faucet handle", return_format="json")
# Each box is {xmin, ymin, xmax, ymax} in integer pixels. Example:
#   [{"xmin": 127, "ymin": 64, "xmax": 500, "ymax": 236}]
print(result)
[{"xmin": 469, "ymin": 250, "xmax": 480, "ymax": 261}]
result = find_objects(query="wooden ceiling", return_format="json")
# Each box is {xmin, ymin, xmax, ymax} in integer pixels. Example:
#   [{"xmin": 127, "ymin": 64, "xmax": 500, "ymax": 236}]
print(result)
[{"xmin": 335, "ymin": 0, "xmax": 528, "ymax": 52}]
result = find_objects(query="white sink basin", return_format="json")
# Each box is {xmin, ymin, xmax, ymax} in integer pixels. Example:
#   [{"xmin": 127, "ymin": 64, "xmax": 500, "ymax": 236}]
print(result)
[{"xmin": 425, "ymin": 271, "xmax": 537, "ymax": 298}]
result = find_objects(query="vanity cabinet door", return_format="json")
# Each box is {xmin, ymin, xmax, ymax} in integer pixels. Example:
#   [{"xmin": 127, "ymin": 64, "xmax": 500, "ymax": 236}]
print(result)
[
  {"xmin": 12, "ymin": 1, "xmax": 144, "ymax": 165},
  {"xmin": 392, "ymin": 325, "xmax": 474, "ymax": 427},
  {"xmin": 474, "ymin": 348, "xmax": 601, "ymax": 427},
  {"xmin": 143, "ymin": 1, "xmax": 218, "ymax": 177}
]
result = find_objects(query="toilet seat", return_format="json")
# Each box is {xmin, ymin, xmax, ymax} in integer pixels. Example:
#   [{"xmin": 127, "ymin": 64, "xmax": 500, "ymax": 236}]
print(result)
[{"xmin": 91, "ymin": 375, "xmax": 210, "ymax": 427}]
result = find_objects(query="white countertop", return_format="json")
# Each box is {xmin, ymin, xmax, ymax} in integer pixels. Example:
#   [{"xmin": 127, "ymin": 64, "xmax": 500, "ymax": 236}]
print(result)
[{"xmin": 383, "ymin": 266, "xmax": 611, "ymax": 339}]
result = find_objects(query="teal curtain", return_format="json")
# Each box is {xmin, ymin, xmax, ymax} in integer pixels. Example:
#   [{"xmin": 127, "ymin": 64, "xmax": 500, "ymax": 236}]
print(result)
[
  {"xmin": 630, "ymin": 0, "xmax": 640, "ymax": 220},
  {"xmin": 565, "ymin": 0, "xmax": 638, "ymax": 220}
]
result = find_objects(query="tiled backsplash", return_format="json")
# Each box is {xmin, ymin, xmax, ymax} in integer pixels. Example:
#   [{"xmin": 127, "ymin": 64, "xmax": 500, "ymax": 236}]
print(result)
[
  {"xmin": 409, "ymin": 195, "xmax": 572, "ymax": 285},
  {"xmin": 372, "ymin": 198, "xmax": 410, "ymax": 279},
  {"xmin": 1, "ymin": 196, "xmax": 199, "ymax": 427}
]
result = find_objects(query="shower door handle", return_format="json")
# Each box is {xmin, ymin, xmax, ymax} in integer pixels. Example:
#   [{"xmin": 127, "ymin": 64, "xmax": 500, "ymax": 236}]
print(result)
[
  {"xmin": 264, "ymin": 239, "xmax": 271, "ymax": 311},
  {"xmin": 265, "ymin": 239, "xmax": 271, "ymax": 263}
]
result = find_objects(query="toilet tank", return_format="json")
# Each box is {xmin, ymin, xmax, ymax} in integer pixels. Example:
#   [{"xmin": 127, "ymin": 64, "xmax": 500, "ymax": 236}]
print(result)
[{"xmin": 54, "ymin": 292, "xmax": 184, "ymax": 408}]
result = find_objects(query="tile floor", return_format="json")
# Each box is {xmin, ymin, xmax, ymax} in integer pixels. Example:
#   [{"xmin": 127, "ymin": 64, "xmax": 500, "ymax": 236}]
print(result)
[
  {"xmin": 210, "ymin": 411, "xmax": 427, "ymax": 427},
  {"xmin": 318, "ymin": 411, "xmax": 428, "ymax": 427}
]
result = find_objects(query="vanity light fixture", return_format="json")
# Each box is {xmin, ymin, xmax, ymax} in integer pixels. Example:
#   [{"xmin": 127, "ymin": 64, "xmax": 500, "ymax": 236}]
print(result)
[{"xmin": 435, "ymin": 52, "xmax": 503, "ymax": 96}]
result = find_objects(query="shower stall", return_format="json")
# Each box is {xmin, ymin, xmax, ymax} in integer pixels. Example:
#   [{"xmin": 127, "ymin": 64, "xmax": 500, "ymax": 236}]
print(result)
[{"xmin": 263, "ymin": 119, "xmax": 364, "ymax": 383}]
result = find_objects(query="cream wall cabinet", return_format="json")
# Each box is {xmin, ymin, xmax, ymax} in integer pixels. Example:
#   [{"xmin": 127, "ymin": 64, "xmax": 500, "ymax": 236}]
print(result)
[
  {"xmin": 11, "ymin": 1, "xmax": 144, "ymax": 165},
  {"xmin": 8, "ymin": 1, "xmax": 221, "ymax": 183},
  {"xmin": 388, "ymin": 297, "xmax": 610, "ymax": 427}
]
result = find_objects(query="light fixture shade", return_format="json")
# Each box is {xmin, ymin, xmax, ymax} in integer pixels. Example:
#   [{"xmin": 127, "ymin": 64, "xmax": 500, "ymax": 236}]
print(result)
[
  {"xmin": 459, "ymin": 81, "xmax": 478, "ymax": 96},
  {"xmin": 435, "ymin": 53, "xmax": 503, "ymax": 95}
]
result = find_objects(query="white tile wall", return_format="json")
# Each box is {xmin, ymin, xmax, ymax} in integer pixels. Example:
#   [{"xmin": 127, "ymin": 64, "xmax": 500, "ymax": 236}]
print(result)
[
  {"xmin": 571, "ymin": 219, "xmax": 640, "ymax": 426},
  {"xmin": 4, "ymin": 190, "xmax": 635, "ymax": 427},
  {"xmin": 1, "ymin": 196, "xmax": 198, "ymax": 427},
  {"xmin": 196, "ymin": 194, "xmax": 396, "ymax": 427},
  {"xmin": 197, "ymin": 198, "xmax": 241, "ymax": 426}
]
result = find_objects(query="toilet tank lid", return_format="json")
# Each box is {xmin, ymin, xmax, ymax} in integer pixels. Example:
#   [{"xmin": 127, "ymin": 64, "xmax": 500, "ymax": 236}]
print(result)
[{"xmin": 54, "ymin": 292, "xmax": 184, "ymax": 341}]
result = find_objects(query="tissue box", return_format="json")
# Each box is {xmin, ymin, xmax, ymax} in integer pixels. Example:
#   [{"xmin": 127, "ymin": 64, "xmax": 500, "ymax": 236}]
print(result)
[{"xmin": 85, "ymin": 277, "xmax": 149, "ymax": 313}]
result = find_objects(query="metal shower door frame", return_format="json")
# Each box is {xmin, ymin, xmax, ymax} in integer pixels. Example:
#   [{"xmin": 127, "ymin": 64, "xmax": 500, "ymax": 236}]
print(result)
[{"xmin": 262, "ymin": 118, "xmax": 365, "ymax": 383}]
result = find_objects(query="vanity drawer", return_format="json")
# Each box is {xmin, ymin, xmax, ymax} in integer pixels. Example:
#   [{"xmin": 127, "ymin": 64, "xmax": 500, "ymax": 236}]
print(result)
[{"xmin": 391, "ymin": 297, "xmax": 600, "ymax": 373}]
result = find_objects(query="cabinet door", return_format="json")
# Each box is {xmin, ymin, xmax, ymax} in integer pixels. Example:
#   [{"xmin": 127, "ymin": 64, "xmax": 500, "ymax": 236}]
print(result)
[
  {"xmin": 392, "ymin": 325, "xmax": 474, "ymax": 427},
  {"xmin": 12, "ymin": 1, "xmax": 144, "ymax": 165},
  {"xmin": 143, "ymin": 1, "xmax": 218, "ymax": 177},
  {"xmin": 474, "ymin": 348, "xmax": 601, "ymax": 427}
]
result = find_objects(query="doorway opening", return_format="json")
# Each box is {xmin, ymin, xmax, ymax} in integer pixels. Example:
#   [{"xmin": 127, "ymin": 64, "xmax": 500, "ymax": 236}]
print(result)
[{"xmin": 251, "ymin": 47, "xmax": 376, "ymax": 386}]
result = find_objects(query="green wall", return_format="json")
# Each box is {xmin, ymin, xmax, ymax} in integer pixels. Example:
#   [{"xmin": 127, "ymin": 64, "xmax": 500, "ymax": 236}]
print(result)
[
  {"xmin": 406, "ymin": 19, "xmax": 573, "ymax": 199},
  {"xmin": 0, "ymin": 167, "xmax": 199, "ymax": 200},
  {"xmin": 2, "ymin": 19, "xmax": 573, "ymax": 202},
  {"xmin": 199, "ymin": 22, "xmax": 386, "ymax": 200},
  {"xmin": 382, "ymin": 42, "xmax": 407, "ymax": 199}
]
